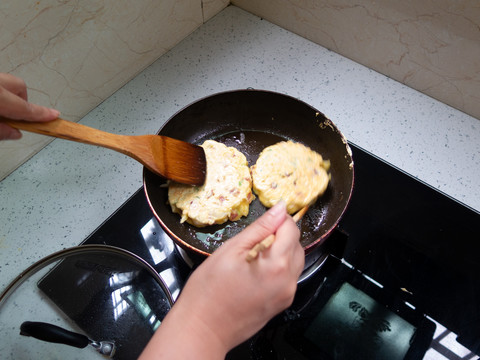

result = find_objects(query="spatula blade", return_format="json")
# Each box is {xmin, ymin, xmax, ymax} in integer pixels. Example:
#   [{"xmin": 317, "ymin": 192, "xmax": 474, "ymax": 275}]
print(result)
[{"xmin": 152, "ymin": 136, "xmax": 206, "ymax": 186}]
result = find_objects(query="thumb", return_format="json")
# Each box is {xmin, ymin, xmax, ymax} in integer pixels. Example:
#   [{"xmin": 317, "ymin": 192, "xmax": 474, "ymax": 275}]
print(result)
[{"xmin": 232, "ymin": 201, "xmax": 288, "ymax": 249}]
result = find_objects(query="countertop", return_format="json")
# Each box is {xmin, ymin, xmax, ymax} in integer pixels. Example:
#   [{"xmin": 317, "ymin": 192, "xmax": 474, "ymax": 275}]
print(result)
[{"xmin": 1, "ymin": 5, "xmax": 479, "ymax": 293}]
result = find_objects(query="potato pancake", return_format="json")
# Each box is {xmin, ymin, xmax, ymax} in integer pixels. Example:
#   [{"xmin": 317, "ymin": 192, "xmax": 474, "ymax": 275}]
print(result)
[
  {"xmin": 168, "ymin": 140, "xmax": 254, "ymax": 227},
  {"xmin": 251, "ymin": 141, "xmax": 330, "ymax": 214}
]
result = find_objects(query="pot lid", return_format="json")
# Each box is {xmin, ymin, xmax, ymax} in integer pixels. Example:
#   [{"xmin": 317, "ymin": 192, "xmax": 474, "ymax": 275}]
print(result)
[{"xmin": 0, "ymin": 245, "xmax": 173, "ymax": 359}]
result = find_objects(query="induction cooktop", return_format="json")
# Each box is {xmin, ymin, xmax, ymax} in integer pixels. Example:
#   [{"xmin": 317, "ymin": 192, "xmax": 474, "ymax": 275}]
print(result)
[{"xmin": 40, "ymin": 143, "xmax": 480, "ymax": 359}]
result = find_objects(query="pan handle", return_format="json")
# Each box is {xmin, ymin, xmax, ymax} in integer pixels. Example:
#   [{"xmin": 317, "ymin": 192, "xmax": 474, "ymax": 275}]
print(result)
[{"xmin": 20, "ymin": 321, "xmax": 89, "ymax": 348}]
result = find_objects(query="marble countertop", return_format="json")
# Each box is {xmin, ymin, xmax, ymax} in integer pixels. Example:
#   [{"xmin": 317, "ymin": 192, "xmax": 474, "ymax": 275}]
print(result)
[{"xmin": 1, "ymin": 5, "xmax": 479, "ymax": 292}]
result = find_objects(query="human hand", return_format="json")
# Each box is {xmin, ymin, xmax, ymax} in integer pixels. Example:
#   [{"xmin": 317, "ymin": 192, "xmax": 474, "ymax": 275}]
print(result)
[
  {"xmin": 140, "ymin": 201, "xmax": 304, "ymax": 359},
  {"xmin": 0, "ymin": 73, "xmax": 59, "ymax": 140}
]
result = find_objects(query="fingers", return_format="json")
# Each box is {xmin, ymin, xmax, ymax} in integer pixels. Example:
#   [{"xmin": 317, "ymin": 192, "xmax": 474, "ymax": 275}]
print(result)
[
  {"xmin": 0, "ymin": 123, "xmax": 22, "ymax": 140},
  {"xmin": 272, "ymin": 215, "xmax": 301, "ymax": 252},
  {"xmin": 0, "ymin": 73, "xmax": 28, "ymax": 100},
  {"xmin": 0, "ymin": 72, "xmax": 59, "ymax": 122},
  {"xmin": 271, "ymin": 215, "xmax": 305, "ymax": 276},
  {"xmin": 231, "ymin": 201, "xmax": 288, "ymax": 249},
  {"xmin": 0, "ymin": 73, "xmax": 60, "ymax": 141},
  {"xmin": 0, "ymin": 85, "xmax": 59, "ymax": 121}
]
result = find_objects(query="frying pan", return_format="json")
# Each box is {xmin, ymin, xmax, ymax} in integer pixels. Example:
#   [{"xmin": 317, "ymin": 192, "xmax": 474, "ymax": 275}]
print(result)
[{"xmin": 143, "ymin": 90, "xmax": 354, "ymax": 257}]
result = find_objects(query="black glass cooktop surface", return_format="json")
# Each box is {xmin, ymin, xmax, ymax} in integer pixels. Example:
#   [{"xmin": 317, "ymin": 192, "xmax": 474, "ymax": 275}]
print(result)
[{"xmin": 41, "ymin": 143, "xmax": 480, "ymax": 359}]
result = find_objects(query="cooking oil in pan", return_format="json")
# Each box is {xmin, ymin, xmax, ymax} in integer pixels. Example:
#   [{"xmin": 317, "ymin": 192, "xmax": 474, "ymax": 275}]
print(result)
[{"xmin": 195, "ymin": 226, "xmax": 231, "ymax": 249}]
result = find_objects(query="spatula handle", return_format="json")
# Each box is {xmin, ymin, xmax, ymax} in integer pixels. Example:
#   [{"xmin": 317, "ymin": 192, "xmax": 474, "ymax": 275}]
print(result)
[
  {"xmin": 1, "ymin": 117, "xmax": 127, "ymax": 152},
  {"xmin": 246, "ymin": 205, "xmax": 309, "ymax": 262}
]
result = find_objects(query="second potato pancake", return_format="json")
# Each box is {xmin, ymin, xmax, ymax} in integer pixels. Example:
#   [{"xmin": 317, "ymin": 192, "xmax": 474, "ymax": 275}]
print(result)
[{"xmin": 251, "ymin": 141, "xmax": 330, "ymax": 214}]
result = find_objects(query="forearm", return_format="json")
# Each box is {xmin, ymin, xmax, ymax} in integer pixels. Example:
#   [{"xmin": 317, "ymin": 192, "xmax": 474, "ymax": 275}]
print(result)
[{"xmin": 139, "ymin": 302, "xmax": 228, "ymax": 360}]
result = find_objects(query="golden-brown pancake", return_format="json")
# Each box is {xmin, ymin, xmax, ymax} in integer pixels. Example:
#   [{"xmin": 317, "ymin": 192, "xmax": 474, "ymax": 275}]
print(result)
[
  {"xmin": 251, "ymin": 141, "xmax": 330, "ymax": 214},
  {"xmin": 168, "ymin": 140, "xmax": 254, "ymax": 227}
]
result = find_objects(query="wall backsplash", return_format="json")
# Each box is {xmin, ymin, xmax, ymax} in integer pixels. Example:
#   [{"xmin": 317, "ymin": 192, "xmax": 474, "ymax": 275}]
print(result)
[
  {"xmin": 0, "ymin": 0, "xmax": 228, "ymax": 180},
  {"xmin": 2, "ymin": 1, "xmax": 478, "ymax": 180},
  {"xmin": 232, "ymin": 0, "xmax": 480, "ymax": 121}
]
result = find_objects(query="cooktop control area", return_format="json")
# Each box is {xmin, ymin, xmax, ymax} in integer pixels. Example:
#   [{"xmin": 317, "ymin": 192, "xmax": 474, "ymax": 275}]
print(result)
[{"xmin": 41, "ymin": 143, "xmax": 480, "ymax": 359}]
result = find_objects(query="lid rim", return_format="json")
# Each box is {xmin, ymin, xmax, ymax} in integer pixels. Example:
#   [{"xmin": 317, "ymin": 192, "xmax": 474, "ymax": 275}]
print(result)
[{"xmin": 0, "ymin": 244, "xmax": 174, "ymax": 308}]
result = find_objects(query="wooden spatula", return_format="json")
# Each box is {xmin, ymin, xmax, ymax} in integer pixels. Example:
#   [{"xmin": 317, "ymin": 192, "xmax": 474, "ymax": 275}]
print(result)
[{"xmin": 1, "ymin": 117, "xmax": 206, "ymax": 185}]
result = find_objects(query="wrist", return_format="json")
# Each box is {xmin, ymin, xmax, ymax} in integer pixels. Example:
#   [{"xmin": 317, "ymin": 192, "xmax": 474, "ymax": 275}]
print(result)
[{"xmin": 186, "ymin": 310, "xmax": 230, "ymax": 358}]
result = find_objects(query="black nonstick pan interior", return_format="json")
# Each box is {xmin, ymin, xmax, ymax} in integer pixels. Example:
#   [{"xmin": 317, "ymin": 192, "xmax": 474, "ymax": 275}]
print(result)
[{"xmin": 144, "ymin": 90, "xmax": 354, "ymax": 257}]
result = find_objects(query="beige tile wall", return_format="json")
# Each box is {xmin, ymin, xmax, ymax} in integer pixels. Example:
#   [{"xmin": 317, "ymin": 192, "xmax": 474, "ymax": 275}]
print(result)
[
  {"xmin": 3, "ymin": 1, "xmax": 478, "ymax": 180},
  {"xmin": 204, "ymin": 0, "xmax": 230, "ymax": 20},
  {"xmin": 0, "ymin": 0, "xmax": 228, "ymax": 180},
  {"xmin": 232, "ymin": 0, "xmax": 480, "ymax": 121}
]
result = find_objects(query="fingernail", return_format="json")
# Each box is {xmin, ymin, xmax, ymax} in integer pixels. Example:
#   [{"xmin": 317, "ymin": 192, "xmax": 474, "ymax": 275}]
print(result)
[
  {"xmin": 50, "ymin": 109, "xmax": 60, "ymax": 118},
  {"xmin": 268, "ymin": 200, "xmax": 286, "ymax": 217}
]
